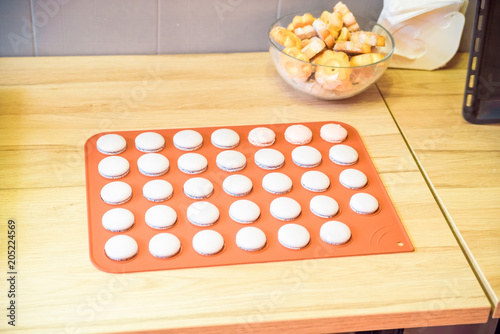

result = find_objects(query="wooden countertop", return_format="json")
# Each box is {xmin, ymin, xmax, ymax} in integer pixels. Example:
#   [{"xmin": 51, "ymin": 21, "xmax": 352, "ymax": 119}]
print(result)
[
  {"xmin": 0, "ymin": 53, "xmax": 490, "ymax": 333},
  {"xmin": 378, "ymin": 53, "xmax": 500, "ymax": 318}
]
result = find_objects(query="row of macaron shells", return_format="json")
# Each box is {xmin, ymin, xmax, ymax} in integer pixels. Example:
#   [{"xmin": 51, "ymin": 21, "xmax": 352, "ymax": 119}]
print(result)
[
  {"xmin": 96, "ymin": 123, "xmax": 351, "ymax": 155},
  {"xmin": 100, "ymin": 169, "xmax": 375, "ymax": 207},
  {"xmin": 105, "ymin": 220, "xmax": 352, "ymax": 261},
  {"xmin": 96, "ymin": 124, "xmax": 377, "ymax": 260}
]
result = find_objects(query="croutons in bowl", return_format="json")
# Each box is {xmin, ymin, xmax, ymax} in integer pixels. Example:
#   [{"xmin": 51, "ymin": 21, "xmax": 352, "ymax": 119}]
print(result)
[{"xmin": 269, "ymin": 3, "xmax": 394, "ymax": 100}]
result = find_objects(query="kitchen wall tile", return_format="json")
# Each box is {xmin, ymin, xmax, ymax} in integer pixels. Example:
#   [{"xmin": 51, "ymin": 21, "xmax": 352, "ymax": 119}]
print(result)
[
  {"xmin": 158, "ymin": 1, "xmax": 189, "ymax": 54},
  {"xmin": 94, "ymin": 17, "xmax": 128, "ymax": 54},
  {"xmin": 62, "ymin": 15, "xmax": 95, "ymax": 44},
  {"xmin": 245, "ymin": 1, "xmax": 280, "ymax": 51},
  {"xmin": 94, "ymin": 16, "xmax": 128, "ymax": 43},
  {"xmin": 279, "ymin": 0, "xmax": 383, "ymax": 23},
  {"xmin": 208, "ymin": 0, "xmax": 251, "ymax": 52},
  {"xmin": 126, "ymin": 16, "xmax": 157, "ymax": 43},
  {"xmin": 1, "ymin": 0, "xmax": 31, "ymax": 16},
  {"xmin": 125, "ymin": 16, "xmax": 157, "ymax": 54},
  {"xmin": 62, "ymin": 15, "xmax": 96, "ymax": 56},
  {"xmin": 36, "ymin": 37, "xmax": 65, "ymax": 57},
  {"xmin": 93, "ymin": 41, "xmax": 128, "ymax": 55},
  {"xmin": 32, "ymin": 7, "xmax": 65, "ymax": 56},
  {"xmin": 125, "ymin": 0, "xmax": 158, "ymax": 18},
  {"xmin": 61, "ymin": 0, "xmax": 95, "ymax": 17},
  {"xmin": 279, "ymin": 0, "xmax": 331, "ymax": 16},
  {"xmin": 63, "ymin": 41, "xmax": 96, "ymax": 56},
  {"xmin": 97, "ymin": 0, "xmax": 126, "ymax": 17},
  {"xmin": 36, "ymin": 1, "xmax": 95, "ymax": 56},
  {"xmin": 124, "ymin": 41, "xmax": 157, "ymax": 55},
  {"xmin": 32, "ymin": 0, "xmax": 67, "ymax": 56},
  {"xmin": 0, "ymin": 0, "xmax": 34, "ymax": 56},
  {"xmin": 159, "ymin": 0, "xmax": 279, "ymax": 54},
  {"xmin": 34, "ymin": 0, "xmax": 158, "ymax": 56}
]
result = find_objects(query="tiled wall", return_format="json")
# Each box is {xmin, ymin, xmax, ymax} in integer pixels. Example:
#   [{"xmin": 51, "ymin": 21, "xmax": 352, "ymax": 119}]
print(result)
[{"xmin": 0, "ymin": 0, "xmax": 476, "ymax": 57}]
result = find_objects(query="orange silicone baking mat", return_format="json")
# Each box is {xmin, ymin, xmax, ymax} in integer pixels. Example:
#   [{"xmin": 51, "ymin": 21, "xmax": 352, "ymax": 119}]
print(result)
[{"xmin": 85, "ymin": 121, "xmax": 413, "ymax": 273}]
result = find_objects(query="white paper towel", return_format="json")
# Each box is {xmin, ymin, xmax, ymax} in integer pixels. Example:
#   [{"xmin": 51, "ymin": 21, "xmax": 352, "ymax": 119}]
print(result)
[{"xmin": 378, "ymin": 0, "xmax": 468, "ymax": 70}]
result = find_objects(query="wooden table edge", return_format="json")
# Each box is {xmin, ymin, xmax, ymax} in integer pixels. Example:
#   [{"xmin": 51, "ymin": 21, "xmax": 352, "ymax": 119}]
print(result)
[
  {"xmin": 114, "ymin": 307, "xmax": 491, "ymax": 334},
  {"xmin": 376, "ymin": 52, "xmax": 500, "ymax": 318}
]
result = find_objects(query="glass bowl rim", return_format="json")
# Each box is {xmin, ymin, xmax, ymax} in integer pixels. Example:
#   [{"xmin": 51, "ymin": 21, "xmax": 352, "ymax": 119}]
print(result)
[{"xmin": 268, "ymin": 11, "xmax": 395, "ymax": 69}]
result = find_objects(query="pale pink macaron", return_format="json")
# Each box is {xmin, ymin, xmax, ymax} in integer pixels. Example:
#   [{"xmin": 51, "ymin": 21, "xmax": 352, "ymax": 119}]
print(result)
[
  {"xmin": 320, "ymin": 123, "xmax": 348, "ymax": 143},
  {"xmin": 284, "ymin": 124, "xmax": 313, "ymax": 145},
  {"xmin": 248, "ymin": 127, "xmax": 276, "ymax": 147}
]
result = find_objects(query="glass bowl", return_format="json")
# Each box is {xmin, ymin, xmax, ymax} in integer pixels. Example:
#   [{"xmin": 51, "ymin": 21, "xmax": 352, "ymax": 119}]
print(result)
[{"xmin": 269, "ymin": 11, "xmax": 394, "ymax": 100}]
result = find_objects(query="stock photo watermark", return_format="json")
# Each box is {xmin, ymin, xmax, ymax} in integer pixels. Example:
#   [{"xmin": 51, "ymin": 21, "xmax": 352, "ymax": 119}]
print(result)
[
  {"xmin": 8, "ymin": 0, "xmax": 72, "ymax": 54},
  {"xmin": 50, "ymin": 62, "xmax": 164, "ymax": 182},
  {"xmin": 236, "ymin": 244, "xmax": 332, "ymax": 333},
  {"xmin": 54, "ymin": 275, "xmax": 129, "ymax": 334},
  {"xmin": 6, "ymin": 219, "xmax": 17, "ymax": 327},
  {"xmin": 213, "ymin": 0, "xmax": 244, "ymax": 22},
  {"xmin": 476, "ymin": 73, "xmax": 500, "ymax": 100}
]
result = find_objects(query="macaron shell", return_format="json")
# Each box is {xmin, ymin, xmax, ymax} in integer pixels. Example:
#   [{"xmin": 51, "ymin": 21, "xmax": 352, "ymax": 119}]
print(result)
[
  {"xmin": 223, "ymin": 174, "xmax": 253, "ymax": 197},
  {"xmin": 96, "ymin": 134, "xmax": 127, "ymax": 155},
  {"xmin": 320, "ymin": 221, "xmax": 352, "ymax": 245},
  {"xmin": 329, "ymin": 144, "xmax": 359, "ymax": 165},
  {"xmin": 270, "ymin": 197, "xmax": 301, "ymax": 221},
  {"xmin": 104, "ymin": 235, "xmax": 138, "ymax": 261},
  {"xmin": 100, "ymin": 181, "xmax": 132, "ymax": 205},
  {"xmin": 309, "ymin": 195, "xmax": 339, "ymax": 218},
  {"xmin": 177, "ymin": 153, "xmax": 208, "ymax": 174},
  {"xmin": 284, "ymin": 124, "xmax": 313, "ymax": 145},
  {"xmin": 350, "ymin": 193, "xmax": 379, "ymax": 214},
  {"xmin": 320, "ymin": 123, "xmax": 348, "ymax": 143},
  {"xmin": 229, "ymin": 199, "xmax": 261, "ymax": 224},
  {"xmin": 149, "ymin": 233, "xmax": 181, "ymax": 258},
  {"xmin": 183, "ymin": 177, "xmax": 214, "ymax": 199},
  {"xmin": 236, "ymin": 227, "xmax": 267, "ymax": 251},
  {"xmin": 135, "ymin": 132, "xmax": 165, "ymax": 152},
  {"xmin": 278, "ymin": 224, "xmax": 310, "ymax": 249},
  {"xmin": 248, "ymin": 127, "xmax": 276, "ymax": 147},
  {"xmin": 339, "ymin": 168, "xmax": 368, "ymax": 189},
  {"xmin": 192, "ymin": 230, "xmax": 224, "ymax": 255},
  {"xmin": 145, "ymin": 205, "xmax": 177, "ymax": 229},
  {"xmin": 216, "ymin": 150, "xmax": 247, "ymax": 172},
  {"xmin": 98, "ymin": 156, "xmax": 130, "ymax": 179},
  {"xmin": 173, "ymin": 130, "xmax": 203, "ymax": 151},
  {"xmin": 262, "ymin": 172, "xmax": 293, "ymax": 194},
  {"xmin": 137, "ymin": 153, "xmax": 170, "ymax": 176},
  {"xmin": 102, "ymin": 208, "xmax": 135, "ymax": 232},
  {"xmin": 142, "ymin": 179, "xmax": 174, "ymax": 202},
  {"xmin": 187, "ymin": 201, "xmax": 220, "ymax": 226},
  {"xmin": 291, "ymin": 146, "xmax": 322, "ymax": 168},
  {"xmin": 301, "ymin": 171, "xmax": 330, "ymax": 192},
  {"xmin": 211, "ymin": 128, "xmax": 240, "ymax": 149},
  {"xmin": 254, "ymin": 148, "xmax": 285, "ymax": 170}
]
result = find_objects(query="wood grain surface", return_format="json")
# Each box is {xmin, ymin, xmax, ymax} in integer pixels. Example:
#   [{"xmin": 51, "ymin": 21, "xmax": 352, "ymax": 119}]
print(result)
[
  {"xmin": 0, "ymin": 53, "xmax": 490, "ymax": 333},
  {"xmin": 377, "ymin": 53, "xmax": 500, "ymax": 318}
]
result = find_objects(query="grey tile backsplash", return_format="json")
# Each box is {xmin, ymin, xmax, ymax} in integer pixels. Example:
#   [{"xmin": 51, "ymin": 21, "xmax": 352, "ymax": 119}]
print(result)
[
  {"xmin": 158, "ymin": 0, "xmax": 280, "ymax": 54},
  {"xmin": 0, "ymin": 0, "xmax": 476, "ymax": 57},
  {"xmin": 0, "ymin": 0, "xmax": 34, "ymax": 56}
]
